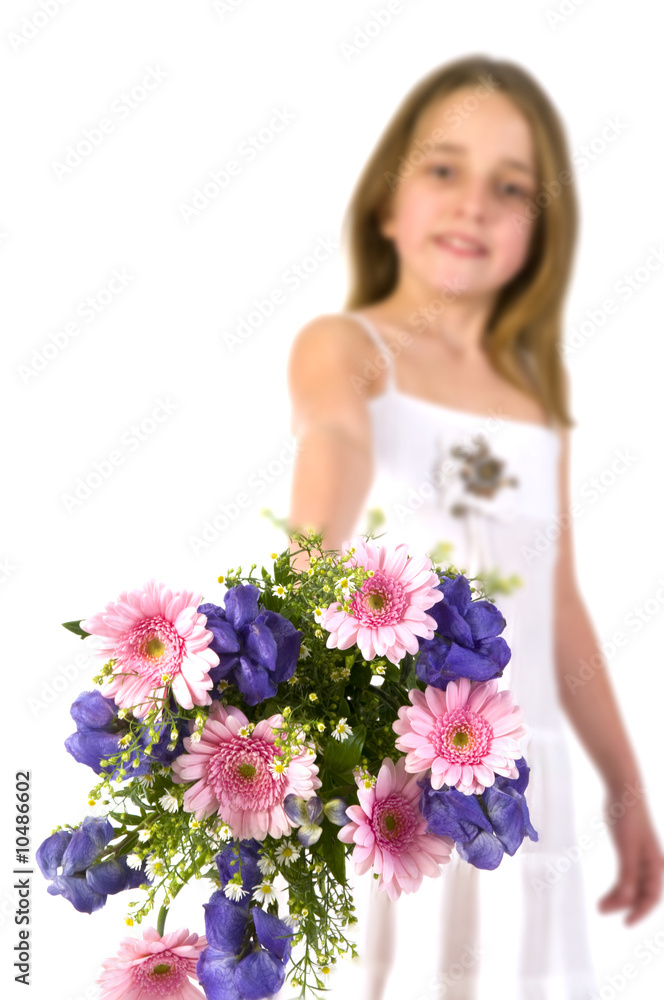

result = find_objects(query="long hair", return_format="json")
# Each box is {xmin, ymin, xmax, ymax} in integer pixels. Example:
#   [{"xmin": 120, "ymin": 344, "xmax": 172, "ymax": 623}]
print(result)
[{"xmin": 341, "ymin": 54, "xmax": 578, "ymax": 428}]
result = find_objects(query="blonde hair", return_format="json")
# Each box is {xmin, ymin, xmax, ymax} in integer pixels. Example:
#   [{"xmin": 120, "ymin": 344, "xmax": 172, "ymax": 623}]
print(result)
[{"xmin": 341, "ymin": 54, "xmax": 578, "ymax": 428}]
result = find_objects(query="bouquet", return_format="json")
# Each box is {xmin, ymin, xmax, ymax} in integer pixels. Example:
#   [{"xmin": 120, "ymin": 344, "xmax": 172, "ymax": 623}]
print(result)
[{"xmin": 37, "ymin": 529, "xmax": 538, "ymax": 999}]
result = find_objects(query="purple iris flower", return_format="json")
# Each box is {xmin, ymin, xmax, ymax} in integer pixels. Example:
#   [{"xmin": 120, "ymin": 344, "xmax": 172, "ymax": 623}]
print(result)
[
  {"xmin": 64, "ymin": 690, "xmax": 187, "ymax": 779},
  {"xmin": 199, "ymin": 584, "xmax": 302, "ymax": 706},
  {"xmin": 215, "ymin": 839, "xmax": 262, "ymax": 900},
  {"xmin": 418, "ymin": 757, "xmax": 538, "ymax": 870},
  {"xmin": 197, "ymin": 891, "xmax": 294, "ymax": 1000},
  {"xmin": 415, "ymin": 574, "xmax": 511, "ymax": 690},
  {"xmin": 36, "ymin": 816, "xmax": 151, "ymax": 913}
]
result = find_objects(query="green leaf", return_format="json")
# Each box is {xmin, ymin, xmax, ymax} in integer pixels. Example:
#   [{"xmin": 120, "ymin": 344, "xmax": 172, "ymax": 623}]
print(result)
[
  {"xmin": 404, "ymin": 667, "xmax": 420, "ymax": 691},
  {"xmin": 62, "ymin": 620, "xmax": 90, "ymax": 639},
  {"xmin": 315, "ymin": 820, "xmax": 347, "ymax": 885},
  {"xmin": 324, "ymin": 724, "xmax": 366, "ymax": 774},
  {"xmin": 349, "ymin": 662, "xmax": 372, "ymax": 689},
  {"xmin": 384, "ymin": 662, "xmax": 400, "ymax": 684},
  {"xmin": 109, "ymin": 811, "xmax": 143, "ymax": 826}
]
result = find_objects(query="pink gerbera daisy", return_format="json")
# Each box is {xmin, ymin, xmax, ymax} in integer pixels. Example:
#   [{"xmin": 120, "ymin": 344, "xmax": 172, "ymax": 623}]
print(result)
[
  {"xmin": 393, "ymin": 677, "xmax": 527, "ymax": 795},
  {"xmin": 97, "ymin": 926, "xmax": 206, "ymax": 1000},
  {"xmin": 319, "ymin": 536, "xmax": 444, "ymax": 664},
  {"xmin": 81, "ymin": 579, "xmax": 219, "ymax": 717},
  {"xmin": 338, "ymin": 756, "xmax": 453, "ymax": 900},
  {"xmin": 171, "ymin": 702, "xmax": 321, "ymax": 839}
]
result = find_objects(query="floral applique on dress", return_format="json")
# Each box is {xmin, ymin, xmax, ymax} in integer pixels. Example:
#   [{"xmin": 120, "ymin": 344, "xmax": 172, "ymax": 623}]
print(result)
[
  {"xmin": 429, "ymin": 430, "xmax": 520, "ymax": 575},
  {"xmin": 442, "ymin": 433, "xmax": 519, "ymax": 517}
]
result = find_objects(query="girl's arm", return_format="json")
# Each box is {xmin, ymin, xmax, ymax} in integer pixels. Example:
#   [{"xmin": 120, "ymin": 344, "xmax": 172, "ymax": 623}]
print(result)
[
  {"xmin": 553, "ymin": 424, "xmax": 664, "ymax": 924},
  {"xmin": 286, "ymin": 314, "xmax": 375, "ymax": 572}
]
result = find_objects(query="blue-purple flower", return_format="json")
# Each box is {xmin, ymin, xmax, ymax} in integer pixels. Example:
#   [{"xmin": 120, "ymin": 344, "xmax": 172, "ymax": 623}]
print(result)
[
  {"xmin": 197, "ymin": 850, "xmax": 295, "ymax": 1000},
  {"xmin": 415, "ymin": 574, "xmax": 511, "ymax": 690},
  {"xmin": 64, "ymin": 690, "xmax": 187, "ymax": 779},
  {"xmin": 199, "ymin": 584, "xmax": 302, "ymax": 706},
  {"xmin": 215, "ymin": 839, "xmax": 262, "ymax": 899},
  {"xmin": 283, "ymin": 793, "xmax": 349, "ymax": 846},
  {"xmin": 36, "ymin": 816, "xmax": 151, "ymax": 913},
  {"xmin": 418, "ymin": 756, "xmax": 538, "ymax": 870}
]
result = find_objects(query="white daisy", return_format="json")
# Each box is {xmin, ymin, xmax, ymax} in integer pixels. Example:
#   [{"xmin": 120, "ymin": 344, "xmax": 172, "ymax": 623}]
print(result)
[
  {"xmin": 215, "ymin": 822, "xmax": 232, "ymax": 840},
  {"xmin": 275, "ymin": 843, "xmax": 300, "ymax": 866},
  {"xmin": 313, "ymin": 606, "xmax": 325, "ymax": 624},
  {"xmin": 252, "ymin": 881, "xmax": 277, "ymax": 908},
  {"xmin": 126, "ymin": 853, "xmax": 143, "ymax": 870},
  {"xmin": 224, "ymin": 882, "xmax": 249, "ymax": 902},
  {"xmin": 159, "ymin": 791, "xmax": 179, "ymax": 813},
  {"xmin": 136, "ymin": 774, "xmax": 155, "ymax": 787},
  {"xmin": 298, "ymin": 644, "xmax": 311, "ymax": 660},
  {"xmin": 283, "ymin": 913, "xmax": 300, "ymax": 930},
  {"xmin": 257, "ymin": 856, "xmax": 276, "ymax": 876},
  {"xmin": 138, "ymin": 829, "xmax": 151, "ymax": 842},
  {"xmin": 146, "ymin": 857, "xmax": 165, "ymax": 879},
  {"xmin": 332, "ymin": 719, "xmax": 353, "ymax": 742},
  {"xmin": 272, "ymin": 583, "xmax": 287, "ymax": 598},
  {"xmin": 268, "ymin": 758, "xmax": 287, "ymax": 778},
  {"xmin": 335, "ymin": 576, "xmax": 355, "ymax": 600}
]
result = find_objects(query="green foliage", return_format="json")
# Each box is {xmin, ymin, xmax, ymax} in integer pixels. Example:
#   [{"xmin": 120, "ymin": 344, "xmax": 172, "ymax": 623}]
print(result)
[
  {"xmin": 324, "ymin": 724, "xmax": 366, "ymax": 776},
  {"xmin": 62, "ymin": 619, "xmax": 90, "ymax": 638},
  {"xmin": 315, "ymin": 819, "xmax": 348, "ymax": 885}
]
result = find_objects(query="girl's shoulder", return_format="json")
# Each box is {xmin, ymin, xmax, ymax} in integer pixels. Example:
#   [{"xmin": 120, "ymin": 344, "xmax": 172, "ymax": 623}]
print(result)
[
  {"xmin": 287, "ymin": 312, "xmax": 376, "ymax": 386},
  {"xmin": 286, "ymin": 312, "xmax": 379, "ymax": 445}
]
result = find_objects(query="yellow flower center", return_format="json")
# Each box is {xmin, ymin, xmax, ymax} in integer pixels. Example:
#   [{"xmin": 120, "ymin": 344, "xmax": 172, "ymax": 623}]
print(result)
[{"xmin": 145, "ymin": 637, "xmax": 165, "ymax": 658}]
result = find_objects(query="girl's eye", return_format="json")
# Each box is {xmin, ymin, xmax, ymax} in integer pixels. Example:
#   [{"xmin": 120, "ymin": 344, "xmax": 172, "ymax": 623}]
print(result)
[
  {"xmin": 429, "ymin": 165, "xmax": 453, "ymax": 178},
  {"xmin": 427, "ymin": 166, "xmax": 531, "ymax": 200},
  {"xmin": 500, "ymin": 182, "xmax": 528, "ymax": 199}
]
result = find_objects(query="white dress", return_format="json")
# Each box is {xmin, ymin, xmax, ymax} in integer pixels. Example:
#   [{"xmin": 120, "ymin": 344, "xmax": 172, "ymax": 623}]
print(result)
[{"xmin": 326, "ymin": 312, "xmax": 600, "ymax": 1000}]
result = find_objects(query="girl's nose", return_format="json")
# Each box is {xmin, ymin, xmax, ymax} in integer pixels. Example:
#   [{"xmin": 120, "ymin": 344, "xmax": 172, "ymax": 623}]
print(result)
[{"xmin": 452, "ymin": 176, "xmax": 492, "ymax": 221}]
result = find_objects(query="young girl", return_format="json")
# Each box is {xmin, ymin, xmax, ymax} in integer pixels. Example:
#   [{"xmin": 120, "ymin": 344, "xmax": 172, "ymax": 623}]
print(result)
[{"xmin": 285, "ymin": 55, "xmax": 663, "ymax": 999}]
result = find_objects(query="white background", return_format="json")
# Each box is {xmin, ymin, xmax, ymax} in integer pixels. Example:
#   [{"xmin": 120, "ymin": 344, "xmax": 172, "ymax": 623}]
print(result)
[{"xmin": 2, "ymin": 1, "xmax": 663, "ymax": 998}]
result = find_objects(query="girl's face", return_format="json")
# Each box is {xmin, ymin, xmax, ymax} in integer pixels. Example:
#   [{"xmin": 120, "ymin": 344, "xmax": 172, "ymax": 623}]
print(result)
[{"xmin": 380, "ymin": 88, "xmax": 539, "ymax": 300}]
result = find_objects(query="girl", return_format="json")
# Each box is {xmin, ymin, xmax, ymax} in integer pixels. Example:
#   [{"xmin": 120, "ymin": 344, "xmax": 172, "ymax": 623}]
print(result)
[{"xmin": 285, "ymin": 55, "xmax": 663, "ymax": 999}]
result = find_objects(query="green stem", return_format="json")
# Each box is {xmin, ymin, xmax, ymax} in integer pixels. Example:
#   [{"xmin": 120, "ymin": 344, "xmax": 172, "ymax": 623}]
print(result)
[
  {"xmin": 113, "ymin": 830, "xmax": 139, "ymax": 856},
  {"xmin": 156, "ymin": 880, "xmax": 183, "ymax": 937},
  {"xmin": 372, "ymin": 685, "xmax": 400, "ymax": 713}
]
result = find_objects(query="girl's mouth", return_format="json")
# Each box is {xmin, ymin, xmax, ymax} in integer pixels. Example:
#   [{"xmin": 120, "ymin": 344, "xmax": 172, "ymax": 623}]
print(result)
[{"xmin": 433, "ymin": 235, "xmax": 488, "ymax": 258}]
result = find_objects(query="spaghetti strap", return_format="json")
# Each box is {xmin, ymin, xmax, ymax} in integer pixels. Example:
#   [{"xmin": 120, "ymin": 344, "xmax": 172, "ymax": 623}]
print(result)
[{"xmin": 344, "ymin": 311, "xmax": 396, "ymax": 389}]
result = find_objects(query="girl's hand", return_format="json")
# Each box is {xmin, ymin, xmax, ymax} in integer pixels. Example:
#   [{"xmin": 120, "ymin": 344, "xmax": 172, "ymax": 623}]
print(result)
[{"xmin": 598, "ymin": 786, "xmax": 664, "ymax": 925}]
